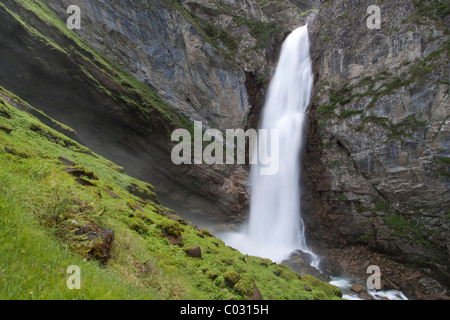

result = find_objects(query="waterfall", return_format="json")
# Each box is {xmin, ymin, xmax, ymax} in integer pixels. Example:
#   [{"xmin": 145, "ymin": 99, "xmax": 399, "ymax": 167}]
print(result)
[{"xmin": 222, "ymin": 25, "xmax": 320, "ymax": 267}]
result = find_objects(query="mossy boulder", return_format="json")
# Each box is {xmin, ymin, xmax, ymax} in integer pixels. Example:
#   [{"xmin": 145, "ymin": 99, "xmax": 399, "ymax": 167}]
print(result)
[
  {"xmin": 201, "ymin": 229, "xmax": 212, "ymax": 237},
  {"xmin": 59, "ymin": 214, "xmax": 115, "ymax": 263},
  {"xmin": 157, "ymin": 218, "xmax": 183, "ymax": 245},
  {"xmin": 205, "ymin": 269, "xmax": 219, "ymax": 280},
  {"xmin": 234, "ymin": 273, "xmax": 254, "ymax": 296},
  {"xmin": 184, "ymin": 246, "xmax": 202, "ymax": 259},
  {"xmin": 302, "ymin": 274, "xmax": 342, "ymax": 298},
  {"xmin": 273, "ymin": 264, "xmax": 300, "ymax": 281},
  {"xmin": 63, "ymin": 166, "xmax": 99, "ymax": 180},
  {"xmin": 223, "ymin": 271, "xmax": 240, "ymax": 286}
]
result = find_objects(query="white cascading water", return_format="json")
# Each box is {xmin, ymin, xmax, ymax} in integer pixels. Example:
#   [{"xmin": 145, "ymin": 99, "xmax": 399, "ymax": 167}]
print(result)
[{"xmin": 222, "ymin": 25, "xmax": 320, "ymax": 267}]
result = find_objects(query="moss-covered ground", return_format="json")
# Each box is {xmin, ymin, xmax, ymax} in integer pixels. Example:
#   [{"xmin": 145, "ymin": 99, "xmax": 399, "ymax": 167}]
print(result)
[{"xmin": 0, "ymin": 87, "xmax": 341, "ymax": 300}]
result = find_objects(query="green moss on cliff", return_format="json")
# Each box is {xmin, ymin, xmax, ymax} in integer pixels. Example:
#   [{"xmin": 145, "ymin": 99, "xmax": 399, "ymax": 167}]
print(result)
[
  {"xmin": 7, "ymin": 0, "xmax": 193, "ymax": 135},
  {"xmin": 409, "ymin": 0, "xmax": 450, "ymax": 29},
  {"xmin": 382, "ymin": 214, "xmax": 434, "ymax": 248}
]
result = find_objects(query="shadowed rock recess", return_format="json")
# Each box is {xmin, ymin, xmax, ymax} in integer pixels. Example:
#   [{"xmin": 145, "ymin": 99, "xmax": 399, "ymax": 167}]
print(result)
[{"xmin": 0, "ymin": 0, "xmax": 448, "ymax": 300}]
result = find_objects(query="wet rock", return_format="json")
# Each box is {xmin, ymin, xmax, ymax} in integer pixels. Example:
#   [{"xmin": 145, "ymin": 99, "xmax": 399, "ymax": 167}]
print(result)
[
  {"xmin": 350, "ymin": 284, "xmax": 365, "ymax": 294},
  {"xmin": 281, "ymin": 250, "xmax": 329, "ymax": 282},
  {"xmin": 304, "ymin": 0, "xmax": 450, "ymax": 299}
]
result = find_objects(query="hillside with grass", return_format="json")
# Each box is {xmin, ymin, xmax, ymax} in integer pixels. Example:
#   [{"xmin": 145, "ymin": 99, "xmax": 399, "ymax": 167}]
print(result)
[{"xmin": 0, "ymin": 86, "xmax": 341, "ymax": 300}]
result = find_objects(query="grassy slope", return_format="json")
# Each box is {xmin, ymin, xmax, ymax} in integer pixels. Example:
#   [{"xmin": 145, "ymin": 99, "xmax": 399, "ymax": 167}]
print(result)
[{"xmin": 0, "ymin": 87, "xmax": 341, "ymax": 300}]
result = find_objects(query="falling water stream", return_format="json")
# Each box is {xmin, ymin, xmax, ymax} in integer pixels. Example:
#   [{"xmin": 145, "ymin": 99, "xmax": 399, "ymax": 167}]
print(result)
[
  {"xmin": 217, "ymin": 25, "xmax": 408, "ymax": 300},
  {"xmin": 222, "ymin": 25, "xmax": 320, "ymax": 267}
]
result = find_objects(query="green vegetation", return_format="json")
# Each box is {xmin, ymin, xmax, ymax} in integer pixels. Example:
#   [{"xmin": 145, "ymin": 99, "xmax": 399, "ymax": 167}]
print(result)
[
  {"xmin": 203, "ymin": 22, "xmax": 240, "ymax": 54},
  {"xmin": 358, "ymin": 232, "xmax": 376, "ymax": 242},
  {"xmin": 436, "ymin": 157, "xmax": 450, "ymax": 165},
  {"xmin": 340, "ymin": 110, "xmax": 363, "ymax": 119},
  {"xmin": 323, "ymin": 0, "xmax": 334, "ymax": 9},
  {"xmin": 372, "ymin": 198, "xmax": 391, "ymax": 212},
  {"xmin": 233, "ymin": 17, "xmax": 277, "ymax": 49},
  {"xmin": 317, "ymin": 104, "xmax": 335, "ymax": 116},
  {"xmin": 388, "ymin": 115, "xmax": 428, "ymax": 139},
  {"xmin": 317, "ymin": 38, "xmax": 447, "ymax": 130},
  {"xmin": 433, "ymin": 169, "xmax": 450, "ymax": 177},
  {"xmin": 407, "ymin": 0, "xmax": 450, "ymax": 32},
  {"xmin": 0, "ymin": 87, "xmax": 341, "ymax": 300},
  {"xmin": 382, "ymin": 214, "xmax": 434, "ymax": 248},
  {"xmin": 355, "ymin": 205, "xmax": 369, "ymax": 213}
]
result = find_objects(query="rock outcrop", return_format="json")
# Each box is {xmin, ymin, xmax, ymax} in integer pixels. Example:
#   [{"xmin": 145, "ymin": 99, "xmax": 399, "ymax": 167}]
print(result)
[
  {"xmin": 304, "ymin": 0, "xmax": 449, "ymax": 299},
  {"xmin": 46, "ymin": 0, "xmax": 317, "ymax": 131}
]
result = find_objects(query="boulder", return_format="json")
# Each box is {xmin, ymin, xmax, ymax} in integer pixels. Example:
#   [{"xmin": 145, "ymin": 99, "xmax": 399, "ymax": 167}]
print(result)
[
  {"xmin": 59, "ymin": 215, "xmax": 115, "ymax": 263},
  {"xmin": 350, "ymin": 284, "xmax": 365, "ymax": 294},
  {"xmin": 185, "ymin": 246, "xmax": 202, "ymax": 259},
  {"xmin": 281, "ymin": 250, "xmax": 329, "ymax": 282},
  {"xmin": 223, "ymin": 271, "xmax": 240, "ymax": 286}
]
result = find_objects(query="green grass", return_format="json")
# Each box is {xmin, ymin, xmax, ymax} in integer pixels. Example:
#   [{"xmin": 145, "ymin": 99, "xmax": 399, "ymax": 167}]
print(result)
[
  {"xmin": 0, "ymin": 88, "xmax": 342, "ymax": 300},
  {"xmin": 0, "ymin": 176, "xmax": 159, "ymax": 300}
]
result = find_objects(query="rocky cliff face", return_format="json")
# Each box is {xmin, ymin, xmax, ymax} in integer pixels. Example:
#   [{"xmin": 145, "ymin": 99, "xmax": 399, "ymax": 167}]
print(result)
[
  {"xmin": 47, "ymin": 0, "xmax": 315, "ymax": 131},
  {"xmin": 0, "ymin": 0, "xmax": 317, "ymax": 226},
  {"xmin": 42, "ymin": 0, "xmax": 318, "ymax": 223},
  {"xmin": 305, "ymin": 0, "xmax": 449, "ymax": 299}
]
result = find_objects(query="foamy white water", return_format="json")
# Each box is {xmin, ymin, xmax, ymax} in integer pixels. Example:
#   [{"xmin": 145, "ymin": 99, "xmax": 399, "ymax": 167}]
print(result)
[
  {"xmin": 329, "ymin": 277, "xmax": 409, "ymax": 300},
  {"xmin": 221, "ymin": 25, "xmax": 320, "ymax": 266}
]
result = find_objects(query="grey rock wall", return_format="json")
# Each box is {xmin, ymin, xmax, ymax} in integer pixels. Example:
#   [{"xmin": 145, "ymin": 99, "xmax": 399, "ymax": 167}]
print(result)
[{"xmin": 305, "ymin": 0, "xmax": 449, "ymax": 298}]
